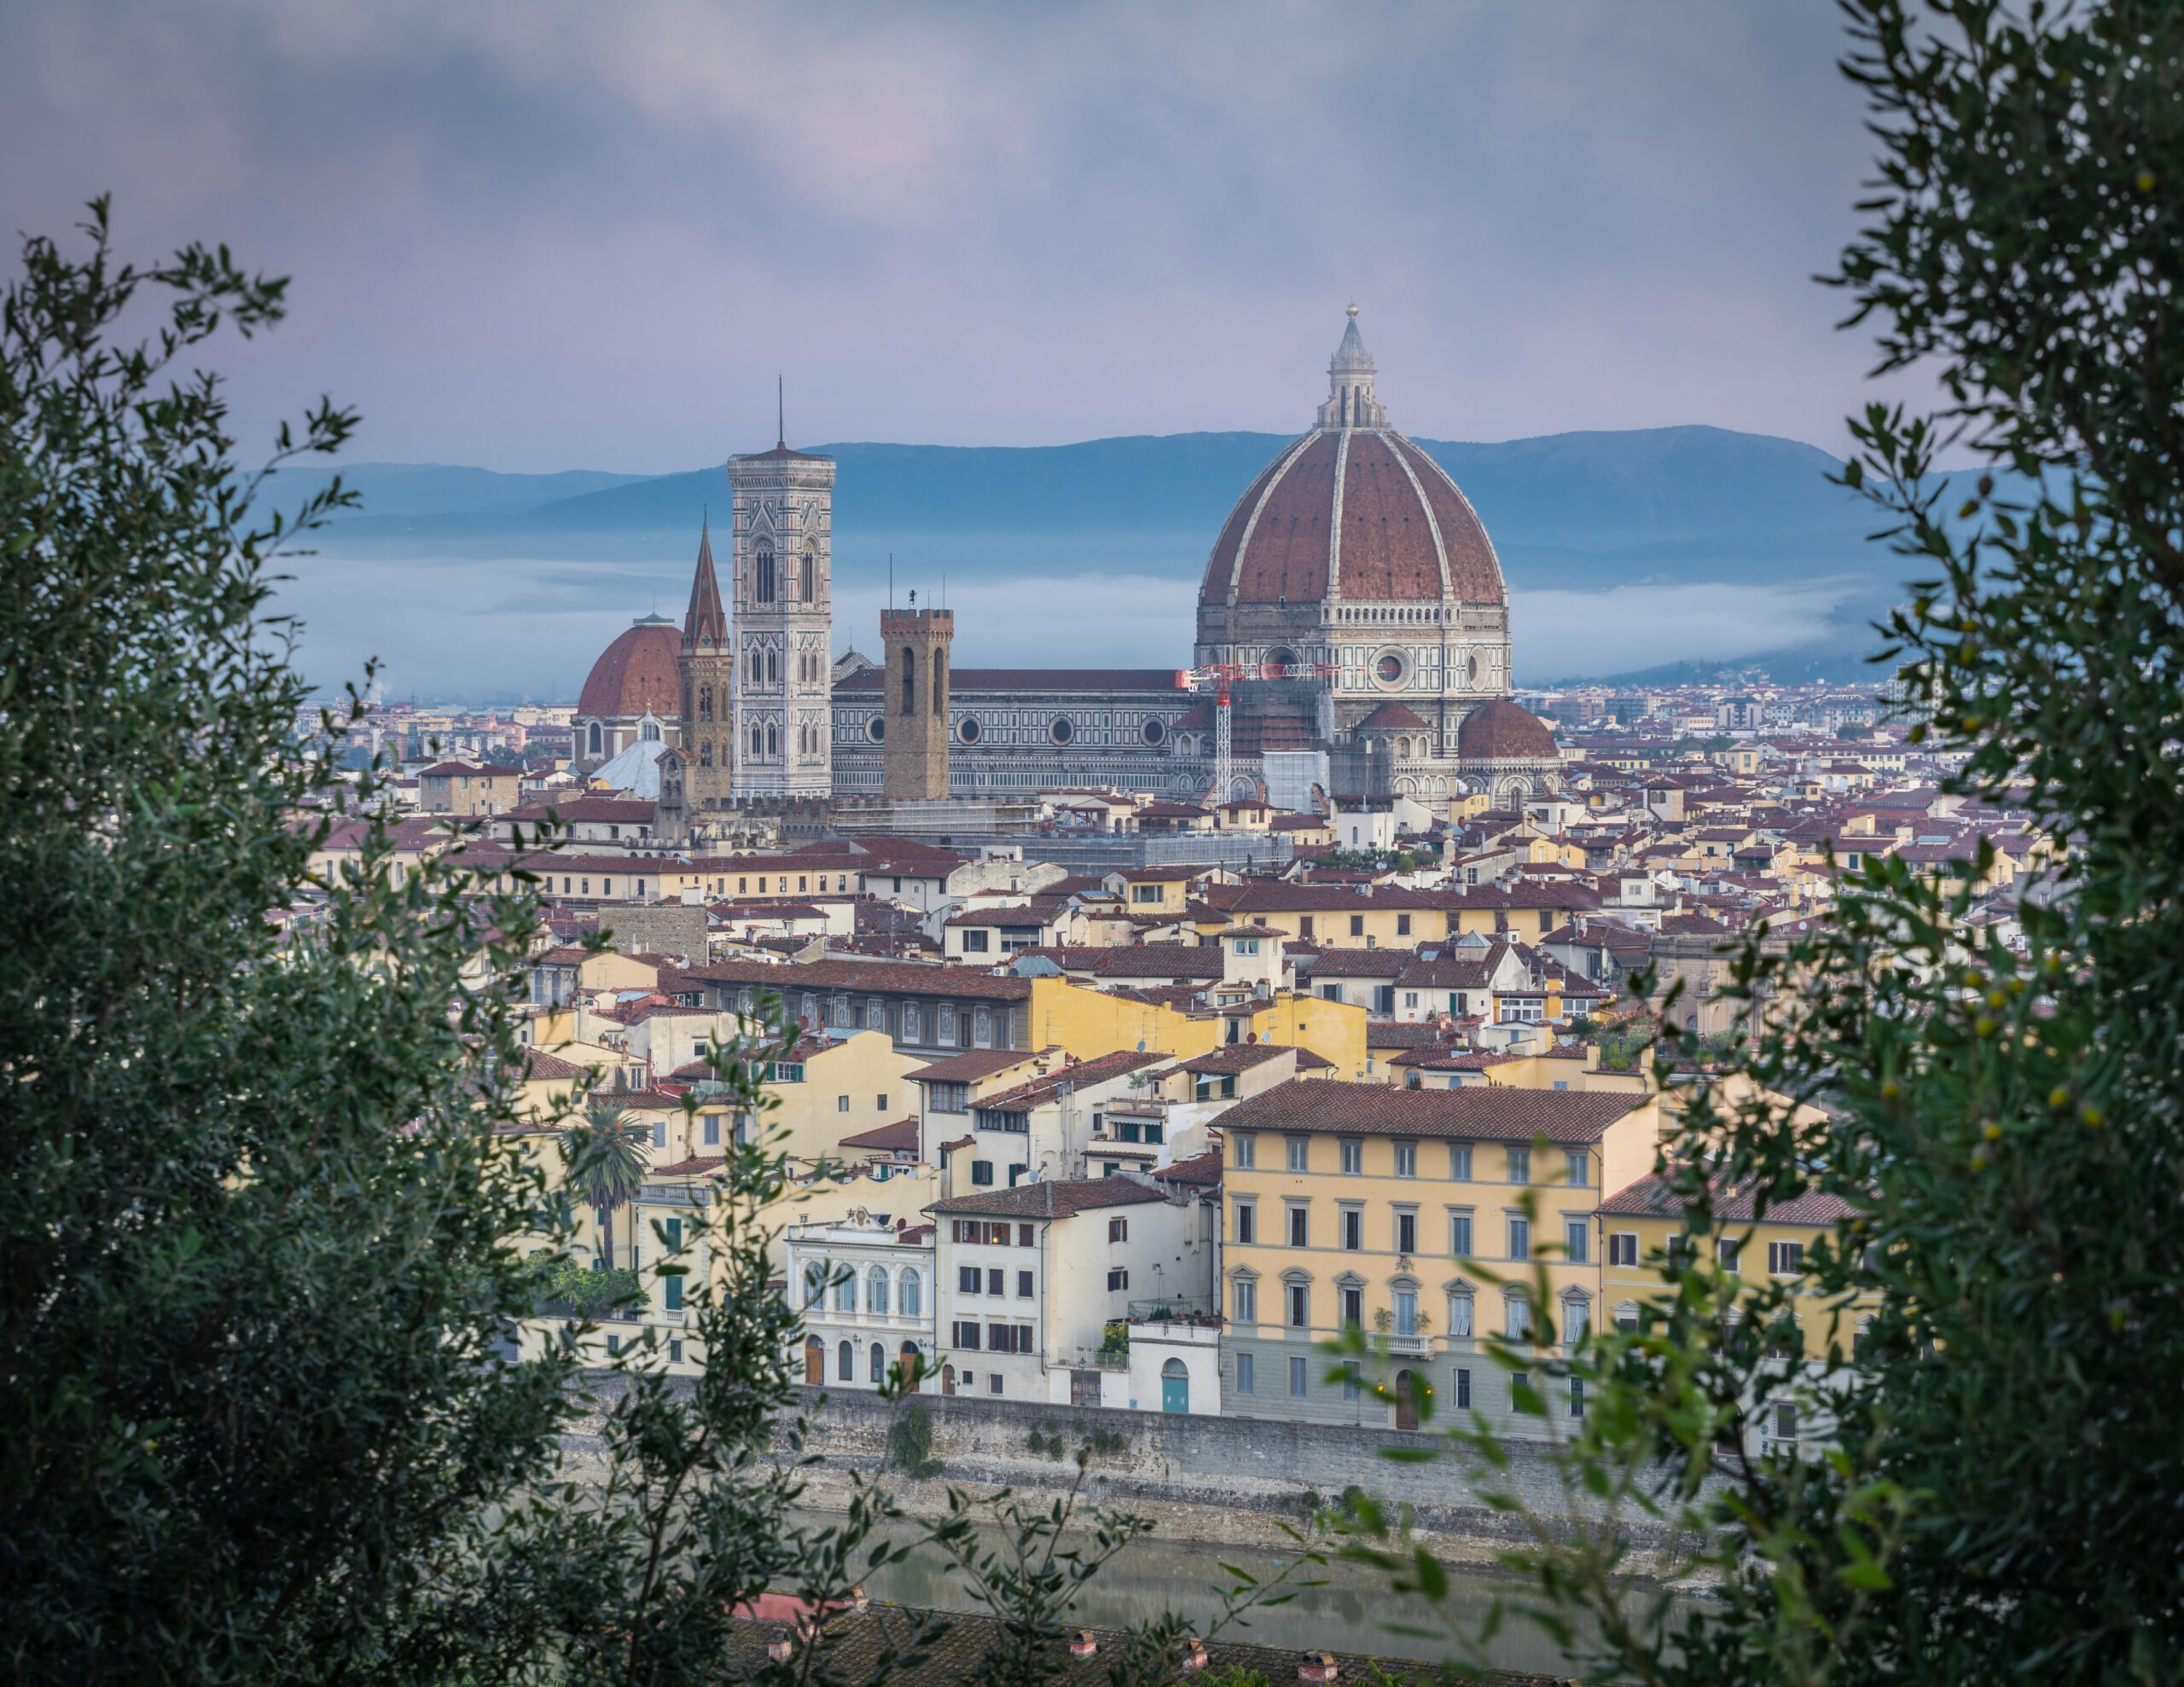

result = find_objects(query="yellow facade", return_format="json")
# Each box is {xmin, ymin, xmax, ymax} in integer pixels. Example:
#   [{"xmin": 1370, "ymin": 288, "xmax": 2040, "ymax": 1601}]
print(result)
[{"xmin": 1022, "ymin": 975, "xmax": 1369, "ymax": 1082}]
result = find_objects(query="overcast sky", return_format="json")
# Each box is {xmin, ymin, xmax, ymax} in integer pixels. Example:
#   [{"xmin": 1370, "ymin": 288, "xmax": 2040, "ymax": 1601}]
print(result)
[{"xmin": 2, "ymin": 2, "xmax": 1906, "ymax": 473}]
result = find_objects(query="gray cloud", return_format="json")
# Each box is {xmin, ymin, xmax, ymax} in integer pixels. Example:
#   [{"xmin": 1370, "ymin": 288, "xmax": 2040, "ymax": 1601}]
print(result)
[{"xmin": 0, "ymin": 1, "xmax": 1922, "ymax": 474}]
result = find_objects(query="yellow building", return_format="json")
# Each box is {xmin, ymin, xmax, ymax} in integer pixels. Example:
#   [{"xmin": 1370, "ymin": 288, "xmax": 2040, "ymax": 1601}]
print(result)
[
  {"xmin": 1595, "ymin": 1169, "xmax": 1867, "ymax": 1362},
  {"xmin": 417, "ymin": 759, "xmax": 520, "ymax": 815},
  {"xmin": 1211, "ymin": 1079, "xmax": 1661, "ymax": 1435}
]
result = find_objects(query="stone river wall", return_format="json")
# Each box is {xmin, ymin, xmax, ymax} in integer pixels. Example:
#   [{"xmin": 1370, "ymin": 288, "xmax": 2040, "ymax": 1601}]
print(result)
[{"xmin": 564, "ymin": 1378, "xmax": 1706, "ymax": 1574}]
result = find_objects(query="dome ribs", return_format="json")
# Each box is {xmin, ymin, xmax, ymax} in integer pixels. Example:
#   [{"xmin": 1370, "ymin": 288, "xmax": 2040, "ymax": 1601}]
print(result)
[
  {"xmin": 1337, "ymin": 432, "xmax": 1443, "ymax": 601},
  {"xmin": 1391, "ymin": 435, "xmax": 1505, "ymax": 606},
  {"xmin": 1225, "ymin": 431, "xmax": 1340, "ymax": 605}
]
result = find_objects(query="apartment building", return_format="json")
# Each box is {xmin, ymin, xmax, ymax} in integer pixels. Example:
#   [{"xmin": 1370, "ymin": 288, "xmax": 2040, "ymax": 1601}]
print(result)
[
  {"xmin": 1212, "ymin": 1080, "xmax": 1660, "ymax": 1435},
  {"xmin": 927, "ymin": 1176, "xmax": 1212, "ymax": 1404},
  {"xmin": 784, "ymin": 1212, "xmax": 938, "ymax": 1392}
]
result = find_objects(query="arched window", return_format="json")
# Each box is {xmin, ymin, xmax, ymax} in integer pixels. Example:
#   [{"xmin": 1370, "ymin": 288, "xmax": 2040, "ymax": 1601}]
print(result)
[
  {"xmin": 833, "ymin": 1269, "xmax": 855, "ymax": 1313},
  {"xmin": 869, "ymin": 1341, "xmax": 886, "ymax": 1383},
  {"xmin": 900, "ymin": 646, "xmax": 917, "ymax": 716},
  {"xmin": 750, "ymin": 724, "xmax": 764, "ymax": 757},
  {"xmin": 698, "ymin": 684, "xmax": 712, "ymax": 722},
  {"xmin": 898, "ymin": 1270, "xmax": 921, "ymax": 1317},
  {"xmin": 804, "ymin": 1261, "xmax": 826, "ymax": 1307},
  {"xmin": 836, "ymin": 1340, "xmax": 852, "ymax": 1381},
  {"xmin": 767, "ymin": 648, "xmax": 779, "ymax": 686},
  {"xmin": 932, "ymin": 647, "xmax": 946, "ymax": 713},
  {"xmin": 766, "ymin": 724, "xmax": 779, "ymax": 758},
  {"xmin": 586, "ymin": 721, "xmax": 602, "ymax": 757},
  {"xmin": 801, "ymin": 549, "xmax": 816, "ymax": 600},
  {"xmin": 699, "ymin": 741, "xmax": 712, "ymax": 768},
  {"xmin": 755, "ymin": 541, "xmax": 775, "ymax": 603},
  {"xmin": 867, "ymin": 1266, "xmax": 889, "ymax": 1314}
]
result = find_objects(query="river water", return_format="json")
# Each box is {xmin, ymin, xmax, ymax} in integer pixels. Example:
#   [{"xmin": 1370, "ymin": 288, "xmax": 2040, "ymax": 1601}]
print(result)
[{"xmin": 793, "ymin": 1508, "xmax": 1687, "ymax": 1678}]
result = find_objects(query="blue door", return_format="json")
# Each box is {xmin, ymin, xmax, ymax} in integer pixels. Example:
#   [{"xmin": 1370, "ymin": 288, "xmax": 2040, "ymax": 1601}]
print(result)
[{"xmin": 1160, "ymin": 1359, "xmax": 1189, "ymax": 1413}]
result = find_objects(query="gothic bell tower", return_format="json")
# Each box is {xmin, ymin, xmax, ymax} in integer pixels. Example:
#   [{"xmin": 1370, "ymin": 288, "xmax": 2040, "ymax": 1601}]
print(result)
[
  {"xmin": 679, "ymin": 517, "xmax": 733, "ymax": 809},
  {"xmin": 728, "ymin": 420, "xmax": 836, "ymax": 800}
]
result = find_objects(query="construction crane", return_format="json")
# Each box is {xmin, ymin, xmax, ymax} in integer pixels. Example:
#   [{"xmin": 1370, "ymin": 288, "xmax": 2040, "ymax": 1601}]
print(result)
[{"xmin": 1175, "ymin": 658, "xmax": 1336, "ymax": 805}]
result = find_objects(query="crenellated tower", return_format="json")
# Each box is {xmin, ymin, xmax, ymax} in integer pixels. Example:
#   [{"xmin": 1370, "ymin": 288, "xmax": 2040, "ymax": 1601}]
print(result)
[{"xmin": 880, "ymin": 606, "xmax": 953, "ymax": 803}]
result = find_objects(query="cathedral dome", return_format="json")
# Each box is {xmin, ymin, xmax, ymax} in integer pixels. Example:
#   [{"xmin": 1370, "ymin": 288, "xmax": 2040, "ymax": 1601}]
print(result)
[
  {"xmin": 1456, "ymin": 698, "xmax": 1558, "ymax": 763},
  {"xmin": 1199, "ymin": 309, "xmax": 1505, "ymax": 613},
  {"xmin": 578, "ymin": 615, "xmax": 682, "ymax": 720}
]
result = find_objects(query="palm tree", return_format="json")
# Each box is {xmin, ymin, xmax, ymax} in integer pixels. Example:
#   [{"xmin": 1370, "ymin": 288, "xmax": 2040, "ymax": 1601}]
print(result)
[{"xmin": 561, "ymin": 1103, "xmax": 651, "ymax": 1271}]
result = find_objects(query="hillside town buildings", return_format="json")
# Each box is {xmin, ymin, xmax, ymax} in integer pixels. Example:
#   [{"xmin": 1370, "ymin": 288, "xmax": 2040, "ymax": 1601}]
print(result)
[{"xmin": 311, "ymin": 310, "xmax": 2027, "ymax": 1457}]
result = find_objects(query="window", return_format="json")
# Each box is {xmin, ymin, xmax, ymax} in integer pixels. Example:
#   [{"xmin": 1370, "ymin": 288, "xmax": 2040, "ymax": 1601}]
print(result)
[
  {"xmin": 1507, "ymin": 1146, "xmax": 1531, "ymax": 1184},
  {"xmin": 803, "ymin": 1263, "xmax": 826, "ymax": 1307},
  {"xmin": 1234, "ymin": 1133, "xmax": 1257, "ymax": 1170},
  {"xmin": 1107, "ymin": 1268, "xmax": 1130, "ymax": 1291},
  {"xmin": 1289, "ymin": 1355, "xmax": 1308, "ymax": 1397},
  {"xmin": 1563, "ymin": 1149, "xmax": 1589, "ymax": 1187},
  {"xmin": 961, "ymin": 929, "xmax": 990, "ymax": 954},
  {"xmin": 953, "ymin": 1320, "xmax": 980, "ymax": 1349},
  {"xmin": 837, "ymin": 1341, "xmax": 853, "ymax": 1381},
  {"xmin": 972, "ymin": 1160, "xmax": 994, "ymax": 1186},
  {"xmin": 1771, "ymin": 1401, "xmax": 1799, "ymax": 1446},
  {"xmin": 1397, "ymin": 913, "xmax": 1412, "ymax": 937},
  {"xmin": 1507, "ymin": 1215, "xmax": 1531, "ymax": 1261},
  {"xmin": 1569, "ymin": 1377, "xmax": 1587, "ymax": 1418},
  {"xmin": 1299, "ymin": 916, "xmax": 1315, "ymax": 938},
  {"xmin": 1393, "ymin": 1287, "xmax": 1419, "ymax": 1336},
  {"xmin": 834, "ymin": 1271, "xmax": 855, "ymax": 1313},
  {"xmin": 1339, "ymin": 1207, "xmax": 1362, "ymax": 1251},
  {"xmin": 1286, "ymin": 1136, "xmax": 1309, "ymax": 1173},
  {"xmin": 1505, "ymin": 1294, "xmax": 1531, "ymax": 1341},
  {"xmin": 958, "ymin": 1266, "xmax": 980, "ymax": 1295},
  {"xmin": 1447, "ymin": 1289, "xmax": 1473, "ymax": 1337},
  {"xmin": 1449, "ymin": 1210, "xmax": 1473, "ymax": 1257},
  {"xmin": 1339, "ymin": 1139, "xmax": 1362, "ymax": 1175},
  {"xmin": 1564, "ymin": 1299, "xmax": 1589, "ymax": 1347},
  {"xmin": 987, "ymin": 1267, "xmax": 1003, "ymax": 1296},
  {"xmin": 867, "ymin": 1266, "xmax": 888, "ymax": 1313},
  {"xmin": 1395, "ymin": 1210, "xmax": 1418, "ymax": 1256},
  {"xmin": 1607, "ymin": 1232, "xmax": 1638, "ymax": 1267},
  {"xmin": 1564, "ymin": 1217, "xmax": 1589, "ymax": 1263},
  {"xmin": 1016, "ymin": 1270, "xmax": 1033, "ymax": 1298},
  {"xmin": 1449, "ymin": 1144, "xmax": 1473, "ymax": 1181},
  {"xmin": 1394, "ymin": 1140, "xmax": 1417, "ymax": 1179},
  {"xmin": 1510, "ymin": 1369, "xmax": 1531, "ymax": 1412},
  {"xmin": 1454, "ymin": 1366, "xmax": 1471, "ymax": 1411},
  {"xmin": 1339, "ymin": 1286, "xmax": 1363, "ymax": 1328},
  {"xmin": 1108, "ymin": 1217, "xmax": 1129, "ymax": 1243},
  {"xmin": 837, "ymin": 1095, "xmax": 850, "ymax": 1114},
  {"xmin": 1718, "ymin": 1237, "xmax": 1742, "ymax": 1274},
  {"xmin": 1348, "ymin": 914, "xmax": 1364, "ymax": 937},
  {"xmin": 1341, "ymin": 1361, "xmax": 1362, "ymax": 1401},
  {"xmin": 1234, "ymin": 1202, "xmax": 1256, "ymax": 1245},
  {"xmin": 899, "ymin": 1272, "xmax": 921, "ymax": 1316},
  {"xmin": 1235, "ymin": 1353, "xmax": 1255, "ymax": 1394},
  {"xmin": 1616, "ymin": 1303, "xmax": 1641, "ymax": 1333},
  {"xmin": 1018, "ymin": 1223, "xmax": 1033, "ymax": 1247},
  {"xmin": 1286, "ymin": 1282, "xmax": 1309, "ymax": 1329},
  {"xmin": 1287, "ymin": 1204, "xmax": 1309, "ymax": 1248},
  {"xmin": 800, "ymin": 548, "xmax": 815, "ymax": 600},
  {"xmin": 1769, "ymin": 1240, "xmax": 1805, "ymax": 1277},
  {"xmin": 755, "ymin": 541, "xmax": 775, "ymax": 602},
  {"xmin": 989, "ymin": 1374, "xmax": 1003, "ymax": 1395}
]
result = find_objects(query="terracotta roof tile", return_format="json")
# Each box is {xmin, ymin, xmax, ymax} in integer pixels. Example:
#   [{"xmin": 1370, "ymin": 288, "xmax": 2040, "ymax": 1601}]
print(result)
[{"xmin": 1214, "ymin": 1077, "xmax": 1641, "ymax": 1144}]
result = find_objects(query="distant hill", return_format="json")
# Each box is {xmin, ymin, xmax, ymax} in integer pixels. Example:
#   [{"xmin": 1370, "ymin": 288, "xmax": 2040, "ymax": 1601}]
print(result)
[{"xmin": 295, "ymin": 425, "xmax": 1884, "ymax": 593}]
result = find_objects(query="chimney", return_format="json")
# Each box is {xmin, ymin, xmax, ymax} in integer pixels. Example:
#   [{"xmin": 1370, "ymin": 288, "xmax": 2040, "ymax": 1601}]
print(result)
[
  {"xmin": 1298, "ymin": 1655, "xmax": 1340, "ymax": 1684},
  {"xmin": 1068, "ymin": 1632, "xmax": 1098, "ymax": 1661}
]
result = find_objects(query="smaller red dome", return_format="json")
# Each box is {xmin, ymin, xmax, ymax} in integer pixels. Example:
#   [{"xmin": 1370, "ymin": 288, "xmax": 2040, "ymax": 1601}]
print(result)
[
  {"xmin": 578, "ymin": 617, "xmax": 682, "ymax": 719},
  {"xmin": 1458, "ymin": 699, "xmax": 1557, "ymax": 762}
]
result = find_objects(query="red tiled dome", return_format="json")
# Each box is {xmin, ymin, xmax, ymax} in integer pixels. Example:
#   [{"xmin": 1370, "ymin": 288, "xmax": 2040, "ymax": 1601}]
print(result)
[
  {"xmin": 1457, "ymin": 699, "xmax": 1558, "ymax": 763},
  {"xmin": 1199, "ymin": 429, "xmax": 1504, "ymax": 609},
  {"xmin": 578, "ymin": 617, "xmax": 682, "ymax": 719}
]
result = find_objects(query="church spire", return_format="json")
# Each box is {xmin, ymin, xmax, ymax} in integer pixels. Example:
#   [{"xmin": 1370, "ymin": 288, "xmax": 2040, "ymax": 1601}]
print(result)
[
  {"xmin": 1316, "ymin": 302, "xmax": 1387, "ymax": 430},
  {"xmin": 683, "ymin": 515, "xmax": 728, "ymax": 649}
]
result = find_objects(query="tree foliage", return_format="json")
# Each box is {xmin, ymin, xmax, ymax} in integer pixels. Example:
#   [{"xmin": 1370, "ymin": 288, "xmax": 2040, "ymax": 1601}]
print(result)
[{"xmin": 1344, "ymin": 3, "xmax": 2184, "ymax": 1680}]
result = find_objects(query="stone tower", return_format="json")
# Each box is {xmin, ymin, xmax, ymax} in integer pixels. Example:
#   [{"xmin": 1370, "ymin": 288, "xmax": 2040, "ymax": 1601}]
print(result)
[
  {"xmin": 729, "ymin": 431, "xmax": 836, "ymax": 800},
  {"xmin": 880, "ymin": 606, "xmax": 953, "ymax": 803},
  {"xmin": 679, "ymin": 518, "xmax": 734, "ymax": 810}
]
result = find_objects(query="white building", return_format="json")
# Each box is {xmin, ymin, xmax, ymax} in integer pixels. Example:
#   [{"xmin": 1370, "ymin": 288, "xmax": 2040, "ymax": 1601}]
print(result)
[
  {"xmin": 782, "ymin": 1211, "xmax": 937, "ymax": 1392},
  {"xmin": 928, "ymin": 1175, "xmax": 1215, "ymax": 1405}
]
